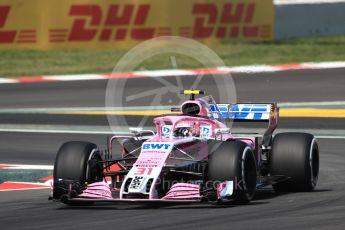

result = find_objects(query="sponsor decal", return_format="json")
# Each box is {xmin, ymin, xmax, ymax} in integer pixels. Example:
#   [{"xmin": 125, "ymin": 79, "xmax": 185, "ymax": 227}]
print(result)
[
  {"xmin": 162, "ymin": 125, "xmax": 171, "ymax": 136},
  {"xmin": 200, "ymin": 125, "xmax": 212, "ymax": 138},
  {"xmin": 134, "ymin": 167, "xmax": 153, "ymax": 175},
  {"xmin": 210, "ymin": 104, "xmax": 270, "ymax": 120},
  {"xmin": 142, "ymin": 143, "xmax": 171, "ymax": 150},
  {"xmin": 134, "ymin": 158, "xmax": 161, "ymax": 168},
  {"xmin": 0, "ymin": 0, "xmax": 273, "ymax": 49},
  {"xmin": 129, "ymin": 176, "xmax": 144, "ymax": 190}
]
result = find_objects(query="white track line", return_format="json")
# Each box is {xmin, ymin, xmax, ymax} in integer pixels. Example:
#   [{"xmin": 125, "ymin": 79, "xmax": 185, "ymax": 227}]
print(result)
[
  {"xmin": 0, "ymin": 78, "xmax": 18, "ymax": 83},
  {"xmin": 0, "ymin": 164, "xmax": 53, "ymax": 170},
  {"xmin": 133, "ymin": 69, "xmax": 195, "ymax": 77},
  {"xmin": 43, "ymin": 74, "xmax": 107, "ymax": 81},
  {"xmin": 2, "ymin": 61, "xmax": 345, "ymax": 84}
]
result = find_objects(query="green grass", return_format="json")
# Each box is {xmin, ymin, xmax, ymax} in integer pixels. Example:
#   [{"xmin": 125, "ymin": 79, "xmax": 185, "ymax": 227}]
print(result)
[{"xmin": 1, "ymin": 36, "xmax": 345, "ymax": 78}]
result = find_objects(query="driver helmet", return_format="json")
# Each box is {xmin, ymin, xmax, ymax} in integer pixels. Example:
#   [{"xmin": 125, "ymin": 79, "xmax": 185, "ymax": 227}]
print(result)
[{"xmin": 173, "ymin": 125, "xmax": 193, "ymax": 137}]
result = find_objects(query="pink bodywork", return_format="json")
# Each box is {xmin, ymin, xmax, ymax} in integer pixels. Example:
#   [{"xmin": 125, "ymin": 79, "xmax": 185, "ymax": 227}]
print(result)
[
  {"xmin": 152, "ymin": 114, "xmax": 256, "ymax": 149},
  {"xmin": 162, "ymin": 183, "xmax": 201, "ymax": 200},
  {"xmin": 79, "ymin": 182, "xmax": 112, "ymax": 199}
]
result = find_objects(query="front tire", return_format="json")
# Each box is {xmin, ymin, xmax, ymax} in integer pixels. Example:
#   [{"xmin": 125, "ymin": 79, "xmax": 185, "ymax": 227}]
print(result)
[
  {"xmin": 53, "ymin": 141, "xmax": 103, "ymax": 200},
  {"xmin": 207, "ymin": 141, "xmax": 257, "ymax": 204},
  {"xmin": 271, "ymin": 133, "xmax": 319, "ymax": 192}
]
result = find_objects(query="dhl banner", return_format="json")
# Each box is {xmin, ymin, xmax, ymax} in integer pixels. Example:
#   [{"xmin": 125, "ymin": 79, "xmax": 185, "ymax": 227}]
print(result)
[{"xmin": 0, "ymin": 0, "xmax": 274, "ymax": 50}]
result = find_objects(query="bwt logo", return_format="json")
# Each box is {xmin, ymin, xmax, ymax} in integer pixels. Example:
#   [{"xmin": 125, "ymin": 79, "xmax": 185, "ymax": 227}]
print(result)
[
  {"xmin": 142, "ymin": 143, "xmax": 171, "ymax": 150},
  {"xmin": 201, "ymin": 127, "xmax": 210, "ymax": 134},
  {"xmin": 210, "ymin": 104, "xmax": 269, "ymax": 119}
]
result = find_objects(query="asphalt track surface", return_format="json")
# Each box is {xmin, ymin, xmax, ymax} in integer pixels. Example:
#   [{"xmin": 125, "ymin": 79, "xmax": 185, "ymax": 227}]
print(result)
[
  {"xmin": 0, "ymin": 68, "xmax": 344, "ymax": 229},
  {"xmin": 0, "ymin": 68, "xmax": 344, "ymax": 108}
]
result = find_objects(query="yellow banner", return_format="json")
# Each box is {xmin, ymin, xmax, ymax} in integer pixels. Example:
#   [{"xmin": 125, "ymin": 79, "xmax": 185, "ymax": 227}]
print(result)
[{"xmin": 0, "ymin": 0, "xmax": 274, "ymax": 49}]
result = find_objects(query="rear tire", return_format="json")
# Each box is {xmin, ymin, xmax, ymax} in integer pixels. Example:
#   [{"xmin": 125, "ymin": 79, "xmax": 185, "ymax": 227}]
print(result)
[
  {"xmin": 271, "ymin": 133, "xmax": 319, "ymax": 192},
  {"xmin": 207, "ymin": 141, "xmax": 257, "ymax": 204},
  {"xmin": 53, "ymin": 141, "xmax": 103, "ymax": 200}
]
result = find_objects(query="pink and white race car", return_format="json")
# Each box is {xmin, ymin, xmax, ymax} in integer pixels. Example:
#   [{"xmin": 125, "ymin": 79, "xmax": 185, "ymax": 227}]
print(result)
[{"xmin": 52, "ymin": 90, "xmax": 319, "ymax": 205}]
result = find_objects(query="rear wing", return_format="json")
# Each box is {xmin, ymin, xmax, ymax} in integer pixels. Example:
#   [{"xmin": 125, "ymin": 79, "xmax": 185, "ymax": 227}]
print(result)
[
  {"xmin": 169, "ymin": 100, "xmax": 278, "ymax": 147},
  {"xmin": 210, "ymin": 103, "xmax": 279, "ymax": 147},
  {"xmin": 209, "ymin": 103, "xmax": 279, "ymax": 121}
]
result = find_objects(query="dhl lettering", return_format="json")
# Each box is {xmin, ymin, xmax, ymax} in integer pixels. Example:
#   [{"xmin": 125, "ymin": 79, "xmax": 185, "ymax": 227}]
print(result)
[
  {"xmin": 192, "ymin": 3, "xmax": 262, "ymax": 39},
  {"xmin": 0, "ymin": 0, "xmax": 273, "ymax": 48},
  {"xmin": 0, "ymin": 6, "xmax": 16, "ymax": 43},
  {"xmin": 68, "ymin": 4, "xmax": 154, "ymax": 41},
  {"xmin": 192, "ymin": 4, "xmax": 217, "ymax": 38},
  {"xmin": 105, "ymin": 4, "xmax": 133, "ymax": 25},
  {"xmin": 68, "ymin": 5, "xmax": 102, "ymax": 41}
]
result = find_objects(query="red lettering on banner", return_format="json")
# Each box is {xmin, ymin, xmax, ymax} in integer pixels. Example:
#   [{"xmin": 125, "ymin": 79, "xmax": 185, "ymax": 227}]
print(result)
[
  {"xmin": 243, "ymin": 26, "xmax": 258, "ymax": 37},
  {"xmin": 192, "ymin": 4, "xmax": 217, "ymax": 38},
  {"xmin": 131, "ymin": 28, "xmax": 154, "ymax": 40},
  {"xmin": 49, "ymin": 29, "xmax": 68, "ymax": 43},
  {"xmin": 134, "ymin": 4, "xmax": 149, "ymax": 25},
  {"xmin": 0, "ymin": 6, "xmax": 9, "ymax": 27},
  {"xmin": 105, "ymin": 4, "xmax": 133, "ymax": 25},
  {"xmin": 131, "ymin": 4, "xmax": 154, "ymax": 40},
  {"xmin": 100, "ymin": 28, "xmax": 111, "ymax": 40},
  {"xmin": 68, "ymin": 5, "xmax": 102, "ymax": 41},
  {"xmin": 192, "ymin": 3, "xmax": 268, "ymax": 39},
  {"xmin": 102, "ymin": 4, "xmax": 133, "ymax": 40},
  {"xmin": 216, "ymin": 27, "xmax": 226, "ymax": 38},
  {"xmin": 67, "ymin": 4, "xmax": 154, "ymax": 42},
  {"xmin": 221, "ymin": 3, "xmax": 245, "ymax": 23},
  {"xmin": 0, "ymin": 6, "xmax": 16, "ymax": 43},
  {"xmin": 115, "ymin": 28, "xmax": 127, "ymax": 40},
  {"xmin": 244, "ymin": 3, "xmax": 255, "ymax": 23},
  {"xmin": 55, "ymin": 2, "xmax": 266, "ymax": 44}
]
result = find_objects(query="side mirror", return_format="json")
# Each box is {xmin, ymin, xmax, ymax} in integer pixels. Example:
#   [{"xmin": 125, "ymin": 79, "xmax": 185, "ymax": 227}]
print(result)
[
  {"xmin": 129, "ymin": 127, "xmax": 143, "ymax": 133},
  {"xmin": 215, "ymin": 128, "xmax": 230, "ymax": 134}
]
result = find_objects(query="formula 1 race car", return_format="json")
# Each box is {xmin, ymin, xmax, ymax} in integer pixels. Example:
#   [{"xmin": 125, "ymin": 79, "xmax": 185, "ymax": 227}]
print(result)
[{"xmin": 51, "ymin": 90, "xmax": 319, "ymax": 205}]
